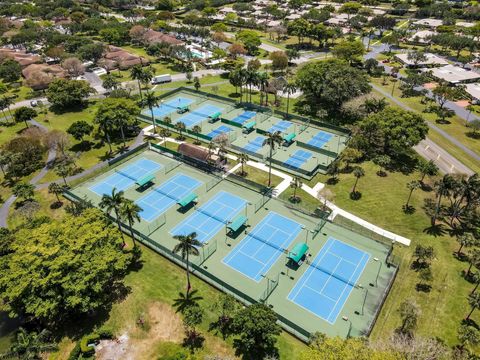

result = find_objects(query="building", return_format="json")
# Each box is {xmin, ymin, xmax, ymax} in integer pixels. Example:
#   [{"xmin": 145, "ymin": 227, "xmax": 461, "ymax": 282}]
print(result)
[
  {"xmin": 22, "ymin": 63, "xmax": 65, "ymax": 90},
  {"xmin": 407, "ymin": 30, "xmax": 437, "ymax": 44},
  {"xmin": 142, "ymin": 29, "xmax": 184, "ymax": 46},
  {"xmin": 425, "ymin": 64, "xmax": 480, "ymax": 85},
  {"xmin": 413, "ymin": 18, "xmax": 443, "ymax": 28},
  {"xmin": 465, "ymin": 83, "xmax": 480, "ymax": 104},
  {"xmin": 0, "ymin": 48, "xmax": 41, "ymax": 68},
  {"xmin": 99, "ymin": 46, "xmax": 150, "ymax": 70},
  {"xmin": 395, "ymin": 52, "xmax": 449, "ymax": 68}
]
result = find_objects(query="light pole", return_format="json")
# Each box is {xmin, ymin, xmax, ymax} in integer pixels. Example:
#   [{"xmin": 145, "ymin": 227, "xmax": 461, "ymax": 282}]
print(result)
[{"xmin": 342, "ymin": 316, "xmax": 352, "ymax": 338}]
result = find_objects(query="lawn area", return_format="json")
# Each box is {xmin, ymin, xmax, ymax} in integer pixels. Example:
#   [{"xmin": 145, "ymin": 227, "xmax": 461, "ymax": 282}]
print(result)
[
  {"xmin": 370, "ymin": 76, "xmax": 480, "ymax": 173},
  {"xmin": 313, "ymin": 161, "xmax": 480, "ymax": 346},
  {"xmin": 234, "ymin": 164, "xmax": 283, "ymax": 187}
]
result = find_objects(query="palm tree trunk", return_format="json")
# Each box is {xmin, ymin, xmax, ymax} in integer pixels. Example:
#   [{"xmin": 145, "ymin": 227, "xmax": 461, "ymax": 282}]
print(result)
[
  {"xmin": 104, "ymin": 127, "xmax": 113, "ymax": 153},
  {"xmin": 466, "ymin": 306, "xmax": 475, "ymax": 320},
  {"xmin": 471, "ymin": 282, "xmax": 480, "ymax": 295},
  {"xmin": 432, "ymin": 193, "xmax": 443, "ymax": 225},
  {"xmin": 114, "ymin": 210, "xmax": 126, "ymax": 247},
  {"xmin": 286, "ymin": 94, "xmax": 290, "ymax": 118},
  {"xmin": 352, "ymin": 178, "xmax": 359, "ymax": 193},
  {"xmin": 268, "ymin": 145, "xmax": 273, "ymax": 187},
  {"xmin": 186, "ymin": 252, "xmax": 191, "ymax": 295},
  {"xmin": 150, "ymin": 108, "xmax": 156, "ymax": 133},
  {"xmin": 120, "ymin": 126, "xmax": 126, "ymax": 148},
  {"xmin": 129, "ymin": 219, "xmax": 137, "ymax": 248},
  {"xmin": 457, "ymin": 243, "xmax": 464, "ymax": 256},
  {"xmin": 406, "ymin": 189, "xmax": 414, "ymax": 208},
  {"xmin": 137, "ymin": 80, "xmax": 143, "ymax": 99}
]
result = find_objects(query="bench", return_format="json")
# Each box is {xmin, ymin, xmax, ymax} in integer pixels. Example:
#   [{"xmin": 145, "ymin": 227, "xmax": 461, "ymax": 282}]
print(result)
[
  {"xmin": 208, "ymin": 111, "xmax": 222, "ymax": 123},
  {"xmin": 177, "ymin": 192, "xmax": 198, "ymax": 208},
  {"xmin": 135, "ymin": 174, "xmax": 155, "ymax": 188},
  {"xmin": 177, "ymin": 105, "xmax": 189, "ymax": 114},
  {"xmin": 283, "ymin": 133, "xmax": 296, "ymax": 145},
  {"xmin": 227, "ymin": 214, "xmax": 247, "ymax": 233},
  {"xmin": 242, "ymin": 120, "xmax": 256, "ymax": 134}
]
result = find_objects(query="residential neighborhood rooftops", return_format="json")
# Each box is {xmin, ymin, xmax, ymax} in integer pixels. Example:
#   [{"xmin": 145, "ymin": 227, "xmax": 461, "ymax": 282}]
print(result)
[
  {"xmin": 465, "ymin": 83, "xmax": 480, "ymax": 101},
  {"xmin": 425, "ymin": 64, "xmax": 480, "ymax": 84},
  {"xmin": 395, "ymin": 52, "xmax": 449, "ymax": 67}
]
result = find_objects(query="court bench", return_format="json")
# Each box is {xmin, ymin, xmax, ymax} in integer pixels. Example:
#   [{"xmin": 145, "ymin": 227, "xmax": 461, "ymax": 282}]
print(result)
[
  {"xmin": 177, "ymin": 192, "xmax": 198, "ymax": 208},
  {"xmin": 135, "ymin": 174, "xmax": 155, "ymax": 189},
  {"xmin": 227, "ymin": 214, "xmax": 248, "ymax": 234}
]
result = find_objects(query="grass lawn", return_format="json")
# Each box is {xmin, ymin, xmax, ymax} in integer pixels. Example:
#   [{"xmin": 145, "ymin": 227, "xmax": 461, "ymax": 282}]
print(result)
[
  {"xmin": 370, "ymin": 77, "xmax": 480, "ymax": 173},
  {"xmin": 313, "ymin": 161, "xmax": 479, "ymax": 347},
  {"xmin": 234, "ymin": 164, "xmax": 283, "ymax": 187}
]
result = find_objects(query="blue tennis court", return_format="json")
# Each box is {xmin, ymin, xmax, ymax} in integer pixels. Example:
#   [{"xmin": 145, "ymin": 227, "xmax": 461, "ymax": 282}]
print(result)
[
  {"xmin": 177, "ymin": 104, "xmax": 222, "ymax": 127},
  {"xmin": 288, "ymin": 238, "xmax": 370, "ymax": 324},
  {"xmin": 136, "ymin": 174, "xmax": 202, "ymax": 222},
  {"xmin": 268, "ymin": 120, "xmax": 293, "ymax": 134},
  {"xmin": 308, "ymin": 131, "xmax": 333, "ymax": 149},
  {"xmin": 223, "ymin": 212, "xmax": 303, "ymax": 282},
  {"xmin": 232, "ymin": 111, "xmax": 256, "ymax": 125},
  {"xmin": 170, "ymin": 191, "xmax": 246, "ymax": 243},
  {"xmin": 148, "ymin": 97, "xmax": 193, "ymax": 118},
  {"xmin": 207, "ymin": 125, "xmax": 232, "ymax": 139},
  {"xmin": 243, "ymin": 136, "xmax": 265, "ymax": 153},
  {"xmin": 90, "ymin": 159, "xmax": 162, "ymax": 196},
  {"xmin": 284, "ymin": 150, "xmax": 312, "ymax": 169}
]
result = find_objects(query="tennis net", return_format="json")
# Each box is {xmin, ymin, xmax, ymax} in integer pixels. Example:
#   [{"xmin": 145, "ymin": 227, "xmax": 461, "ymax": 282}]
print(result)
[
  {"xmin": 306, "ymin": 259, "xmax": 358, "ymax": 287},
  {"xmin": 248, "ymin": 232, "xmax": 288, "ymax": 253},
  {"xmin": 195, "ymin": 207, "xmax": 228, "ymax": 224},
  {"xmin": 151, "ymin": 186, "xmax": 179, "ymax": 202},
  {"xmin": 115, "ymin": 169, "xmax": 138, "ymax": 182}
]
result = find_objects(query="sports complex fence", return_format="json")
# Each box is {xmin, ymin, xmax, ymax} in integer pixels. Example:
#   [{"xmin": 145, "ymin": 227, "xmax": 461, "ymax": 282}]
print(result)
[{"xmin": 63, "ymin": 141, "xmax": 400, "ymax": 343}]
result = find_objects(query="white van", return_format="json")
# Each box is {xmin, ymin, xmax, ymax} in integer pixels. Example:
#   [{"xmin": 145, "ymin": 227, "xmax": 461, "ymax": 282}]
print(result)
[{"xmin": 151, "ymin": 74, "xmax": 172, "ymax": 84}]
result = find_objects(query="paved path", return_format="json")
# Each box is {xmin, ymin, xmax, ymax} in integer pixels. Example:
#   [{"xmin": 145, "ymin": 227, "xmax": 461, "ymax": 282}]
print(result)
[{"xmin": 372, "ymin": 83, "xmax": 475, "ymax": 175}]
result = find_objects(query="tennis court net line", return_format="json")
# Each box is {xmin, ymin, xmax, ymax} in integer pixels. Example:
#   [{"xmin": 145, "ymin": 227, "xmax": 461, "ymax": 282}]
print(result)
[
  {"xmin": 115, "ymin": 169, "xmax": 138, "ymax": 182},
  {"xmin": 151, "ymin": 186, "xmax": 180, "ymax": 202},
  {"xmin": 305, "ymin": 259, "xmax": 358, "ymax": 288},
  {"xmin": 195, "ymin": 207, "xmax": 229, "ymax": 224},
  {"xmin": 247, "ymin": 232, "xmax": 288, "ymax": 253}
]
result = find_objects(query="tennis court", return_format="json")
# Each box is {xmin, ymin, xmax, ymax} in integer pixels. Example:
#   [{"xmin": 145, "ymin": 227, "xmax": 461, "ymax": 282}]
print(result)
[
  {"xmin": 243, "ymin": 136, "xmax": 265, "ymax": 154},
  {"xmin": 136, "ymin": 173, "xmax": 202, "ymax": 222},
  {"xmin": 284, "ymin": 150, "xmax": 312, "ymax": 169},
  {"xmin": 223, "ymin": 212, "xmax": 303, "ymax": 282},
  {"xmin": 170, "ymin": 191, "xmax": 247, "ymax": 243},
  {"xmin": 231, "ymin": 111, "xmax": 256, "ymax": 125},
  {"xmin": 176, "ymin": 104, "xmax": 222, "ymax": 127},
  {"xmin": 150, "ymin": 97, "xmax": 193, "ymax": 118},
  {"xmin": 207, "ymin": 125, "xmax": 232, "ymax": 139},
  {"xmin": 89, "ymin": 158, "xmax": 162, "ymax": 196},
  {"xmin": 288, "ymin": 237, "xmax": 370, "ymax": 324},
  {"xmin": 268, "ymin": 120, "xmax": 293, "ymax": 134},
  {"xmin": 308, "ymin": 131, "xmax": 333, "ymax": 149}
]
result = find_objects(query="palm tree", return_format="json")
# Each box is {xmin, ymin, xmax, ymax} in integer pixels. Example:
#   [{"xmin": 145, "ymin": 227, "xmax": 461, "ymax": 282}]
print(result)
[
  {"xmin": 192, "ymin": 125, "xmax": 202, "ymax": 144},
  {"xmin": 141, "ymin": 91, "xmax": 159, "ymax": 134},
  {"xmin": 175, "ymin": 121, "xmax": 186, "ymax": 140},
  {"xmin": 120, "ymin": 199, "xmax": 143, "ymax": 248},
  {"xmin": 257, "ymin": 72, "xmax": 269, "ymax": 106},
  {"xmin": 0, "ymin": 328, "xmax": 57, "ymax": 360},
  {"xmin": 467, "ymin": 248, "xmax": 480, "ymax": 277},
  {"xmin": 263, "ymin": 131, "xmax": 283, "ymax": 187},
  {"xmin": 351, "ymin": 166, "xmax": 365, "ymax": 194},
  {"xmin": 432, "ymin": 174, "xmax": 454, "ymax": 225},
  {"xmin": 95, "ymin": 116, "xmax": 114, "ymax": 154},
  {"xmin": 404, "ymin": 180, "xmax": 420, "ymax": 210},
  {"xmin": 172, "ymin": 232, "xmax": 201, "ymax": 295},
  {"xmin": 159, "ymin": 127, "xmax": 169, "ymax": 146},
  {"xmin": 470, "ymin": 272, "xmax": 480, "ymax": 295},
  {"xmin": 417, "ymin": 159, "xmax": 439, "ymax": 184},
  {"xmin": 130, "ymin": 64, "xmax": 145, "ymax": 99},
  {"xmin": 466, "ymin": 291, "xmax": 480, "ymax": 320},
  {"xmin": 457, "ymin": 232, "xmax": 475, "ymax": 256},
  {"xmin": 48, "ymin": 182, "xmax": 64, "ymax": 205},
  {"xmin": 290, "ymin": 176, "xmax": 302, "ymax": 202},
  {"xmin": 99, "ymin": 188, "xmax": 126, "ymax": 247},
  {"xmin": 238, "ymin": 153, "xmax": 249, "ymax": 176},
  {"xmin": 283, "ymin": 82, "xmax": 297, "ymax": 118}
]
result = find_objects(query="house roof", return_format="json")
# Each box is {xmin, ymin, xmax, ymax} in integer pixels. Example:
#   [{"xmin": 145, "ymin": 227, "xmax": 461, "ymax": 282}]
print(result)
[
  {"xmin": 426, "ymin": 65, "xmax": 480, "ymax": 84},
  {"xmin": 0, "ymin": 48, "xmax": 41, "ymax": 67},
  {"xmin": 465, "ymin": 83, "xmax": 480, "ymax": 100},
  {"xmin": 22, "ymin": 63, "xmax": 66, "ymax": 90},
  {"xmin": 143, "ymin": 29, "xmax": 184, "ymax": 46},
  {"xmin": 413, "ymin": 18, "xmax": 443, "ymax": 28},
  {"xmin": 395, "ymin": 52, "xmax": 449, "ymax": 67},
  {"xmin": 178, "ymin": 143, "xmax": 211, "ymax": 162}
]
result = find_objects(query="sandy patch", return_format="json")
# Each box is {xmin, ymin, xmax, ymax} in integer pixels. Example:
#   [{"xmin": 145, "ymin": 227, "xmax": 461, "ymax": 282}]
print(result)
[
  {"xmin": 423, "ymin": 82, "xmax": 438, "ymax": 89},
  {"xmin": 455, "ymin": 100, "xmax": 471, "ymax": 107},
  {"xmin": 96, "ymin": 302, "xmax": 184, "ymax": 360}
]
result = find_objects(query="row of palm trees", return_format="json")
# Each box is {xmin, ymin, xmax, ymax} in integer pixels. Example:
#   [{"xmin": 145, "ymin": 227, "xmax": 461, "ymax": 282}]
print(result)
[
  {"xmin": 99, "ymin": 188, "xmax": 201, "ymax": 296},
  {"xmin": 229, "ymin": 68, "xmax": 298, "ymax": 116}
]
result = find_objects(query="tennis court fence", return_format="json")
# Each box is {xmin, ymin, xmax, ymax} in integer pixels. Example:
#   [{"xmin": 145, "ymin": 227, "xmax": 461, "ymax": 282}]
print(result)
[
  {"xmin": 229, "ymin": 144, "xmax": 265, "ymax": 162},
  {"xmin": 296, "ymin": 140, "xmax": 338, "ymax": 158},
  {"xmin": 62, "ymin": 188, "xmax": 311, "ymax": 341}
]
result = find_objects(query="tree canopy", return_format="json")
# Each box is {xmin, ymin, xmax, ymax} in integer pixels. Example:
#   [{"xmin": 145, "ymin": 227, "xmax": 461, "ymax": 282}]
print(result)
[
  {"xmin": 296, "ymin": 59, "xmax": 371, "ymax": 114},
  {"xmin": 0, "ymin": 208, "xmax": 133, "ymax": 325},
  {"xmin": 46, "ymin": 79, "xmax": 95, "ymax": 110}
]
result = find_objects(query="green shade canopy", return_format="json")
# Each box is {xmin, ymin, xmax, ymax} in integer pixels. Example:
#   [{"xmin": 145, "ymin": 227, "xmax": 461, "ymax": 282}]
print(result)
[
  {"xmin": 283, "ymin": 133, "xmax": 296, "ymax": 143},
  {"xmin": 177, "ymin": 192, "xmax": 198, "ymax": 208},
  {"xmin": 288, "ymin": 242, "xmax": 309, "ymax": 263},
  {"xmin": 243, "ymin": 121, "xmax": 256, "ymax": 130},
  {"xmin": 209, "ymin": 111, "xmax": 222, "ymax": 120},
  {"xmin": 136, "ymin": 174, "xmax": 155, "ymax": 188},
  {"xmin": 227, "ymin": 214, "xmax": 247, "ymax": 233}
]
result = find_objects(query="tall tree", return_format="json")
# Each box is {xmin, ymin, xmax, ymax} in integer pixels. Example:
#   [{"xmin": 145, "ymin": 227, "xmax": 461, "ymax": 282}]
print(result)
[
  {"xmin": 172, "ymin": 232, "xmax": 201, "ymax": 295},
  {"xmin": 290, "ymin": 176, "xmax": 303, "ymax": 202},
  {"xmin": 404, "ymin": 180, "xmax": 421, "ymax": 211},
  {"xmin": 99, "ymin": 188, "xmax": 126, "ymax": 247},
  {"xmin": 119, "ymin": 199, "xmax": 142, "ymax": 248},
  {"xmin": 238, "ymin": 153, "xmax": 249, "ymax": 176},
  {"xmin": 466, "ymin": 292, "xmax": 480, "ymax": 320},
  {"xmin": 141, "ymin": 91, "xmax": 159, "ymax": 134},
  {"xmin": 417, "ymin": 159, "xmax": 439, "ymax": 184},
  {"xmin": 351, "ymin": 166, "xmax": 365, "ymax": 195},
  {"xmin": 283, "ymin": 82, "xmax": 297, "ymax": 118},
  {"xmin": 397, "ymin": 299, "xmax": 420, "ymax": 336},
  {"xmin": 0, "ymin": 328, "xmax": 57, "ymax": 359},
  {"xmin": 263, "ymin": 131, "xmax": 283, "ymax": 187},
  {"xmin": 130, "ymin": 64, "xmax": 145, "ymax": 99}
]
